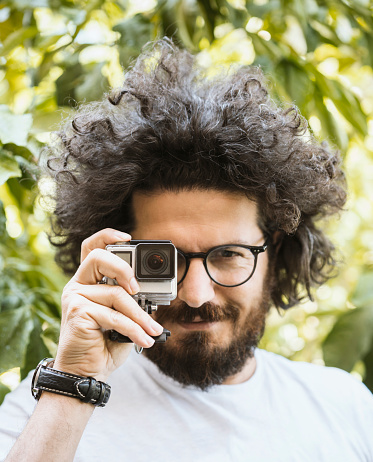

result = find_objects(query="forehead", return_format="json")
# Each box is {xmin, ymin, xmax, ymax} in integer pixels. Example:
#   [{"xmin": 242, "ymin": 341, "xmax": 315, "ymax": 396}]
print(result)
[{"xmin": 131, "ymin": 189, "xmax": 263, "ymax": 249}]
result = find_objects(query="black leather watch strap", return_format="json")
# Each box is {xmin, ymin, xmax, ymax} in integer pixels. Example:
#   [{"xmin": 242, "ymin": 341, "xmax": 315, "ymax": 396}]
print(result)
[{"xmin": 31, "ymin": 358, "xmax": 111, "ymax": 407}]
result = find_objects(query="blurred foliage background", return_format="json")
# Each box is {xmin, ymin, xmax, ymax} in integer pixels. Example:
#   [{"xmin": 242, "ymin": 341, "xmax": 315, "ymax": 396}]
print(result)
[{"xmin": 1, "ymin": 0, "xmax": 373, "ymax": 402}]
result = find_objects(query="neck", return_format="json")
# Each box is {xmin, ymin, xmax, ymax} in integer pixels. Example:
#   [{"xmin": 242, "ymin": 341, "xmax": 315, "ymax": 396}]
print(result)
[{"xmin": 222, "ymin": 355, "xmax": 257, "ymax": 385}]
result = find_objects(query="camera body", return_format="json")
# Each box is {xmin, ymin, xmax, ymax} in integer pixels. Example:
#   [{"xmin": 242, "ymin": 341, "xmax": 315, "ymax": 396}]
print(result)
[
  {"xmin": 104, "ymin": 240, "xmax": 177, "ymax": 346},
  {"xmin": 105, "ymin": 240, "xmax": 177, "ymax": 307}
]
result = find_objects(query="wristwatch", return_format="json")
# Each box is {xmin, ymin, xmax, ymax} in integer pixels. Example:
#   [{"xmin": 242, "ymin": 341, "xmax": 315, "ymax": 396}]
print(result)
[{"xmin": 31, "ymin": 358, "xmax": 111, "ymax": 407}]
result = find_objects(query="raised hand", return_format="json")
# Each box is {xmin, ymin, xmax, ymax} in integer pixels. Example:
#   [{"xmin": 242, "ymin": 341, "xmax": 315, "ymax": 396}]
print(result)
[{"xmin": 54, "ymin": 228, "xmax": 163, "ymax": 382}]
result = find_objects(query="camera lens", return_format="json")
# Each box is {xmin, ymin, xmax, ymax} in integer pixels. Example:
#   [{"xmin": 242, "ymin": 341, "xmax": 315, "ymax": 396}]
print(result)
[
  {"xmin": 148, "ymin": 254, "xmax": 164, "ymax": 271},
  {"xmin": 143, "ymin": 251, "xmax": 168, "ymax": 274}
]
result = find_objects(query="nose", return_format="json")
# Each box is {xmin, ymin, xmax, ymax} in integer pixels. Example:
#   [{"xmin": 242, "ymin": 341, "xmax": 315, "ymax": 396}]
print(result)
[{"xmin": 177, "ymin": 259, "xmax": 215, "ymax": 308}]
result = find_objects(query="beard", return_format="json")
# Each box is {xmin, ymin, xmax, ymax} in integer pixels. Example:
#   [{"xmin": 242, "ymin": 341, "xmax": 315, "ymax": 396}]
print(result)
[{"xmin": 144, "ymin": 288, "xmax": 272, "ymax": 391}]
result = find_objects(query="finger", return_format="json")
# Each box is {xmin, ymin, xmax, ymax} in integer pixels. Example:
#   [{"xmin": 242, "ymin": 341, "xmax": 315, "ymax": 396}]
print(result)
[
  {"xmin": 69, "ymin": 283, "xmax": 163, "ymax": 337},
  {"xmin": 73, "ymin": 248, "xmax": 139, "ymax": 294},
  {"xmin": 69, "ymin": 298, "xmax": 157, "ymax": 348},
  {"xmin": 81, "ymin": 228, "xmax": 131, "ymax": 263}
]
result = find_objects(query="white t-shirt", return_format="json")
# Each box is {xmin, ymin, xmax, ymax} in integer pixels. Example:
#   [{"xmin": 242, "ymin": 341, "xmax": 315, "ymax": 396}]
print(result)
[{"xmin": 0, "ymin": 348, "xmax": 372, "ymax": 461}]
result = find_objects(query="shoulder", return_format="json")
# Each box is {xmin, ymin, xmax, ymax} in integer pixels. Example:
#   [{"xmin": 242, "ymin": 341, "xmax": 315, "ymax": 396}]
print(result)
[{"xmin": 256, "ymin": 348, "xmax": 372, "ymax": 404}]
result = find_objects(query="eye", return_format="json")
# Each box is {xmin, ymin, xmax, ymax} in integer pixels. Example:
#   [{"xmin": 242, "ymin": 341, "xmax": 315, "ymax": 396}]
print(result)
[
  {"xmin": 211, "ymin": 247, "xmax": 245, "ymax": 260},
  {"xmin": 219, "ymin": 249, "xmax": 241, "ymax": 258}
]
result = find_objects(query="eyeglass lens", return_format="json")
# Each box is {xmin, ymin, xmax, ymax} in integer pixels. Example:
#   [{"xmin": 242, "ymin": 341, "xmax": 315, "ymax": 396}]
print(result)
[{"xmin": 177, "ymin": 246, "xmax": 256, "ymax": 286}]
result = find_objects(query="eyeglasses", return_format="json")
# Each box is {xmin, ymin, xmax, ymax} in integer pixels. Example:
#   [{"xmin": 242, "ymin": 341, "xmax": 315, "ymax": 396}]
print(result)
[{"xmin": 177, "ymin": 240, "xmax": 268, "ymax": 288}]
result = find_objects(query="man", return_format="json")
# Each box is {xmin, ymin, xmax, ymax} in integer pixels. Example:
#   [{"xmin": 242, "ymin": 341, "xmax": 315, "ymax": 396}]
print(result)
[{"xmin": 1, "ymin": 39, "xmax": 372, "ymax": 461}]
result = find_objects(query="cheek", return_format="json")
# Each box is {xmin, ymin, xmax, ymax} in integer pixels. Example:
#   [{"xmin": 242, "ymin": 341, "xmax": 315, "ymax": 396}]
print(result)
[{"xmin": 218, "ymin": 275, "xmax": 266, "ymax": 307}]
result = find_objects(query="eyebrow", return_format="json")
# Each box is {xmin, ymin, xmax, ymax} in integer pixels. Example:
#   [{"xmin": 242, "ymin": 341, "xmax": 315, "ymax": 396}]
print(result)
[
  {"xmin": 177, "ymin": 237, "xmax": 267, "ymax": 253},
  {"xmin": 230, "ymin": 237, "xmax": 266, "ymax": 246}
]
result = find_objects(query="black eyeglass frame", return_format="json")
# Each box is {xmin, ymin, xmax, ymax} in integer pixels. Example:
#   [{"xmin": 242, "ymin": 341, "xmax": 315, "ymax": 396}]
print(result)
[{"xmin": 177, "ymin": 239, "xmax": 269, "ymax": 288}]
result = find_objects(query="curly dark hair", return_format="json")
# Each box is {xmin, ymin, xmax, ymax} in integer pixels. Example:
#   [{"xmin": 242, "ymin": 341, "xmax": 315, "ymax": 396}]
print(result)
[{"xmin": 42, "ymin": 38, "xmax": 346, "ymax": 310}]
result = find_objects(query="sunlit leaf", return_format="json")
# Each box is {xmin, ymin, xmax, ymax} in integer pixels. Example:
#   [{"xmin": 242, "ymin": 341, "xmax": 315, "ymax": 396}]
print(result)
[
  {"xmin": 312, "ymin": 87, "xmax": 348, "ymax": 150},
  {"xmin": 0, "ymin": 150, "xmax": 22, "ymax": 186},
  {"xmin": 313, "ymin": 72, "xmax": 367, "ymax": 136},
  {"xmin": 0, "ymin": 26, "xmax": 38, "ymax": 56},
  {"xmin": 331, "ymin": 87, "xmax": 367, "ymax": 136},
  {"xmin": 11, "ymin": 0, "xmax": 50, "ymax": 8},
  {"xmin": 59, "ymin": 7, "xmax": 86, "ymax": 25},
  {"xmin": 0, "ymin": 107, "xmax": 33, "ymax": 146}
]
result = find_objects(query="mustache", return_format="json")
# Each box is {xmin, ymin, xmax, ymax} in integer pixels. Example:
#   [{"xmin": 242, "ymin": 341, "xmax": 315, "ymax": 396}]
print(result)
[{"xmin": 154, "ymin": 301, "xmax": 240, "ymax": 324}]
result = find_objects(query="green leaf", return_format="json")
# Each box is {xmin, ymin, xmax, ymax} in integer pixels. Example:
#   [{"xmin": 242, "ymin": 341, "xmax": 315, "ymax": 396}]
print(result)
[
  {"xmin": 0, "ymin": 149, "xmax": 22, "ymax": 186},
  {"xmin": 55, "ymin": 59, "xmax": 84, "ymax": 106},
  {"xmin": 114, "ymin": 14, "xmax": 154, "ymax": 66},
  {"xmin": 31, "ymin": 47, "xmax": 62, "ymax": 87},
  {"xmin": 0, "ymin": 144, "xmax": 39, "ymax": 190},
  {"xmin": 41, "ymin": 325, "xmax": 60, "ymax": 358},
  {"xmin": 312, "ymin": 87, "xmax": 348, "ymax": 151},
  {"xmin": 0, "ymin": 307, "xmax": 34, "ymax": 374},
  {"xmin": 59, "ymin": 7, "xmax": 86, "ymax": 26},
  {"xmin": 11, "ymin": 0, "xmax": 49, "ymax": 8},
  {"xmin": 14, "ymin": 156, "xmax": 38, "ymax": 189},
  {"xmin": 222, "ymin": 1, "xmax": 248, "ymax": 29},
  {"xmin": 114, "ymin": 14, "xmax": 154, "ymax": 48},
  {"xmin": 20, "ymin": 318, "xmax": 50, "ymax": 380},
  {"xmin": 75, "ymin": 63, "xmax": 109, "ymax": 103},
  {"xmin": 0, "ymin": 26, "xmax": 38, "ymax": 56},
  {"xmin": 174, "ymin": 0, "xmax": 199, "ymax": 51},
  {"xmin": 6, "ymin": 177, "xmax": 31, "ymax": 211},
  {"xmin": 0, "ymin": 106, "xmax": 33, "ymax": 146},
  {"xmin": 275, "ymin": 59, "xmax": 312, "ymax": 107},
  {"xmin": 331, "ymin": 87, "xmax": 367, "ymax": 136},
  {"xmin": 351, "ymin": 271, "xmax": 373, "ymax": 308},
  {"xmin": 364, "ymin": 31, "xmax": 373, "ymax": 68},
  {"xmin": 0, "ymin": 200, "xmax": 6, "ymax": 238},
  {"xmin": 3, "ymin": 143, "xmax": 34, "ymax": 160},
  {"xmin": 0, "ymin": 382, "xmax": 11, "ymax": 406},
  {"xmin": 322, "ymin": 305, "xmax": 373, "ymax": 372},
  {"xmin": 196, "ymin": 0, "xmax": 217, "ymax": 40},
  {"xmin": 362, "ymin": 346, "xmax": 373, "ymax": 393},
  {"xmin": 313, "ymin": 72, "xmax": 367, "ymax": 136}
]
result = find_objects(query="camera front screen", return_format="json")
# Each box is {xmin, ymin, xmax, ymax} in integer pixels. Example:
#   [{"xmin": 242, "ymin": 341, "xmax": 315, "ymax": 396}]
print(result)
[{"xmin": 136, "ymin": 243, "xmax": 175, "ymax": 280}]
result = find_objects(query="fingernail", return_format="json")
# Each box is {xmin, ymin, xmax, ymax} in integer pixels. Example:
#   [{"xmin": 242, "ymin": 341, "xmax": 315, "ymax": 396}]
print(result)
[
  {"xmin": 149, "ymin": 319, "xmax": 163, "ymax": 335},
  {"xmin": 114, "ymin": 232, "xmax": 131, "ymax": 241},
  {"xmin": 130, "ymin": 277, "xmax": 140, "ymax": 294},
  {"xmin": 145, "ymin": 336, "xmax": 155, "ymax": 347}
]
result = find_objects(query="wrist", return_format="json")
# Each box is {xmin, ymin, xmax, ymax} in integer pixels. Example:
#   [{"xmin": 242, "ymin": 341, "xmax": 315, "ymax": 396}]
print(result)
[
  {"xmin": 53, "ymin": 356, "xmax": 110, "ymax": 383},
  {"xmin": 38, "ymin": 388, "xmax": 95, "ymax": 414},
  {"xmin": 32, "ymin": 358, "xmax": 111, "ymax": 407}
]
